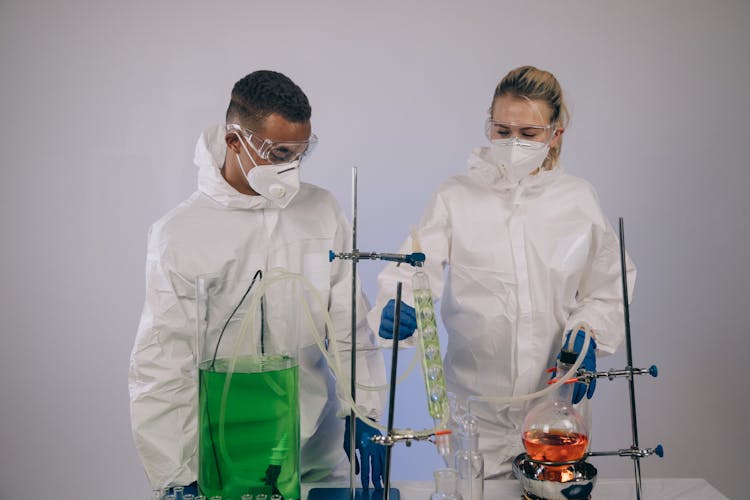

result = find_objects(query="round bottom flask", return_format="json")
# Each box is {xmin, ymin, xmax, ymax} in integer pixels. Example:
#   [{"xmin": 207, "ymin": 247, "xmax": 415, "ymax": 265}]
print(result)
[
  {"xmin": 514, "ymin": 390, "xmax": 595, "ymax": 500},
  {"xmin": 522, "ymin": 392, "xmax": 589, "ymax": 465}
]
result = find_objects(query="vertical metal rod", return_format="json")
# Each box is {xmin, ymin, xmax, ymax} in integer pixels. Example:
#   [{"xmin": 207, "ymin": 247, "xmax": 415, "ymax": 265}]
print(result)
[
  {"xmin": 618, "ymin": 217, "xmax": 642, "ymax": 500},
  {"xmin": 633, "ymin": 455, "xmax": 643, "ymax": 500},
  {"xmin": 383, "ymin": 282, "xmax": 403, "ymax": 500},
  {"xmin": 349, "ymin": 167, "xmax": 358, "ymax": 500}
]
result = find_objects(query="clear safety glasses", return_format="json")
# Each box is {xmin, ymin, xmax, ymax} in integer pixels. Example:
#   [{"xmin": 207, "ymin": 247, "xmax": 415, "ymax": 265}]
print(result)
[
  {"xmin": 485, "ymin": 119, "xmax": 555, "ymax": 150},
  {"xmin": 228, "ymin": 123, "xmax": 318, "ymax": 164}
]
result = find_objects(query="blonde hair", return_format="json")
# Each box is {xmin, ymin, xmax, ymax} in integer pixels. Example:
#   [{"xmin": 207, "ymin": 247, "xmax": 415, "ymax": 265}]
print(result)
[{"xmin": 492, "ymin": 66, "xmax": 570, "ymax": 169}]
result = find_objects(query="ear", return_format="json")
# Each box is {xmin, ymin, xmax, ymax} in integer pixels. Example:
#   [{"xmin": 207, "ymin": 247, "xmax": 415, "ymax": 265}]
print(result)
[
  {"xmin": 225, "ymin": 132, "xmax": 242, "ymax": 155},
  {"xmin": 551, "ymin": 127, "xmax": 565, "ymax": 148}
]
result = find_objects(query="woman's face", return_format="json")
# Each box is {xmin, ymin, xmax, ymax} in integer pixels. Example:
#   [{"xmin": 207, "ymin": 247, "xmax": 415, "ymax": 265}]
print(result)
[{"xmin": 489, "ymin": 95, "xmax": 562, "ymax": 148}]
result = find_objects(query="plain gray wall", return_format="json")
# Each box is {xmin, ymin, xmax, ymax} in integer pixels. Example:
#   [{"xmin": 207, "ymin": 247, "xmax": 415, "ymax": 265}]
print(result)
[{"xmin": 1, "ymin": 1, "xmax": 747, "ymax": 498}]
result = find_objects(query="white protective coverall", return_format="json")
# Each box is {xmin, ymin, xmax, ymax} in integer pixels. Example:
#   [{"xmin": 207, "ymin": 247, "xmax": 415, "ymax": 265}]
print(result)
[
  {"xmin": 366, "ymin": 148, "xmax": 635, "ymax": 477},
  {"xmin": 129, "ymin": 125, "xmax": 386, "ymax": 490}
]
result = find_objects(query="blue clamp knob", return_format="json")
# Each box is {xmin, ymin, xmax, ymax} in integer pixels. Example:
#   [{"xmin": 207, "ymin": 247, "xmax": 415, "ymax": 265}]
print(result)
[
  {"xmin": 407, "ymin": 252, "xmax": 426, "ymax": 266},
  {"xmin": 654, "ymin": 444, "xmax": 664, "ymax": 457},
  {"xmin": 328, "ymin": 250, "xmax": 336, "ymax": 262},
  {"xmin": 649, "ymin": 365, "xmax": 658, "ymax": 378}
]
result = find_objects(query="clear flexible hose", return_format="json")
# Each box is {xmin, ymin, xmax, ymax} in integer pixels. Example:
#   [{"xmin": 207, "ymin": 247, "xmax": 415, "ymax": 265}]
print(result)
[
  {"xmin": 217, "ymin": 267, "xmax": 424, "ymax": 441},
  {"xmin": 465, "ymin": 324, "xmax": 592, "ymax": 415}
]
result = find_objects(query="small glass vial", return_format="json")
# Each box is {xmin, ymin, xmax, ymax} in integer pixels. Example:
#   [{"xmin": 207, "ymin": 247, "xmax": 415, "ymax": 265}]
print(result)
[
  {"xmin": 430, "ymin": 468, "xmax": 463, "ymax": 500},
  {"xmin": 454, "ymin": 418, "xmax": 484, "ymax": 500}
]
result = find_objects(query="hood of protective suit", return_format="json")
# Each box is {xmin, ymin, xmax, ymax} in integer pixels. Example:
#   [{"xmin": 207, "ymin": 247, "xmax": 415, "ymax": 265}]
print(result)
[{"xmin": 193, "ymin": 124, "xmax": 279, "ymax": 210}]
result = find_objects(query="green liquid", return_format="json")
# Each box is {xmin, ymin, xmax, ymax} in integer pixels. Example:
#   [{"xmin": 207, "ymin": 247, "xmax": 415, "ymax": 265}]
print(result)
[{"xmin": 199, "ymin": 356, "xmax": 300, "ymax": 500}]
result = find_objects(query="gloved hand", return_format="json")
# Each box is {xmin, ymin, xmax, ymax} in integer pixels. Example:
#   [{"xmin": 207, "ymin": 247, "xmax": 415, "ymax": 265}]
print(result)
[
  {"xmin": 343, "ymin": 416, "xmax": 385, "ymax": 489},
  {"xmin": 552, "ymin": 329, "xmax": 597, "ymax": 404},
  {"xmin": 378, "ymin": 299, "xmax": 417, "ymax": 340}
]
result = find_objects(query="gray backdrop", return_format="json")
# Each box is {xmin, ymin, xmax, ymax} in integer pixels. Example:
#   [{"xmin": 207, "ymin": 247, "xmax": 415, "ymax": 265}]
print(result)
[{"xmin": 1, "ymin": 1, "xmax": 747, "ymax": 498}]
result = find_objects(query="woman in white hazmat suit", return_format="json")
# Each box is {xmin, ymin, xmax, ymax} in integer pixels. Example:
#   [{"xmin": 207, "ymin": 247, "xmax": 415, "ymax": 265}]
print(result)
[
  {"xmin": 366, "ymin": 66, "xmax": 635, "ymax": 478},
  {"xmin": 129, "ymin": 70, "xmax": 386, "ymax": 493}
]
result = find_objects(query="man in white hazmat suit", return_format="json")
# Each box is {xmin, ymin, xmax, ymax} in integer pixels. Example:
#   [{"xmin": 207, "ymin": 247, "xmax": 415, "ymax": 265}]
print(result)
[
  {"xmin": 367, "ymin": 66, "xmax": 636, "ymax": 478},
  {"xmin": 129, "ymin": 70, "xmax": 387, "ymax": 494}
]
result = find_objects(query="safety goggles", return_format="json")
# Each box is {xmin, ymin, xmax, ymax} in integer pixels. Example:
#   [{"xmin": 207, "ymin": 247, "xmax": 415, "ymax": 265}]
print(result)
[
  {"xmin": 485, "ymin": 119, "xmax": 555, "ymax": 150},
  {"xmin": 227, "ymin": 123, "xmax": 318, "ymax": 164}
]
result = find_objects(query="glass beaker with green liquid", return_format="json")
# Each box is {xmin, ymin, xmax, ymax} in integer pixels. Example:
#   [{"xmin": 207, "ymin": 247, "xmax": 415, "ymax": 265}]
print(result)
[{"xmin": 196, "ymin": 273, "xmax": 301, "ymax": 500}]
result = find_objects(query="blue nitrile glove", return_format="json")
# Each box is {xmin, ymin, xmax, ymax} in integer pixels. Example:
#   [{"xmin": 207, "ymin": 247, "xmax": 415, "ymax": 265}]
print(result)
[
  {"xmin": 554, "ymin": 329, "xmax": 597, "ymax": 404},
  {"xmin": 343, "ymin": 416, "xmax": 385, "ymax": 489},
  {"xmin": 378, "ymin": 299, "xmax": 417, "ymax": 340}
]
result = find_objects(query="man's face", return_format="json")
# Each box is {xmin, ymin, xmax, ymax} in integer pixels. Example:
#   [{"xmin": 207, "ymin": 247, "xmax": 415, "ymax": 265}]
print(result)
[{"xmin": 224, "ymin": 113, "xmax": 313, "ymax": 195}]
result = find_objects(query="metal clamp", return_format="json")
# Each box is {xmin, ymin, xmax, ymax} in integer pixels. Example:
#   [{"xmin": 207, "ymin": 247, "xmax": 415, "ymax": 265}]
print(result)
[
  {"xmin": 371, "ymin": 428, "xmax": 448, "ymax": 448},
  {"xmin": 588, "ymin": 444, "xmax": 664, "ymax": 459},
  {"xmin": 575, "ymin": 365, "xmax": 658, "ymax": 384},
  {"xmin": 329, "ymin": 250, "xmax": 425, "ymax": 267}
]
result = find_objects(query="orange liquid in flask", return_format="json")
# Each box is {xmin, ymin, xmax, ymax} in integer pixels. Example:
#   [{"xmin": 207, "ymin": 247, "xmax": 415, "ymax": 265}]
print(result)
[{"xmin": 522, "ymin": 429, "xmax": 589, "ymax": 463}]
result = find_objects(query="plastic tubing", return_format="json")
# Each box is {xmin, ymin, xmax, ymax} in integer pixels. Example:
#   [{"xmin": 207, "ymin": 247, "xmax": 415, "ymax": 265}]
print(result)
[
  {"xmin": 217, "ymin": 267, "xmax": 416, "ymax": 439},
  {"xmin": 466, "ymin": 324, "xmax": 592, "ymax": 415},
  {"xmin": 215, "ymin": 268, "xmax": 592, "ymax": 455}
]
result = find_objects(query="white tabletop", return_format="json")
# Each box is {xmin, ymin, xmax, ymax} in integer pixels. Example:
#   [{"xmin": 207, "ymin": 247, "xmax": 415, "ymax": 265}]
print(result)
[{"xmin": 304, "ymin": 478, "xmax": 728, "ymax": 500}]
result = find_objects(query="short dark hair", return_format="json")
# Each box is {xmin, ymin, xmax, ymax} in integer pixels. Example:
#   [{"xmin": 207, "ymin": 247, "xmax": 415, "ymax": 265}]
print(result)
[{"xmin": 226, "ymin": 70, "xmax": 311, "ymax": 129}]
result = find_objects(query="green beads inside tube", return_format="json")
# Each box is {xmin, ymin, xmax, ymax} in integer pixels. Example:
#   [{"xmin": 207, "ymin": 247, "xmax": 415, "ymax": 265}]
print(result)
[{"xmin": 413, "ymin": 272, "xmax": 449, "ymax": 423}]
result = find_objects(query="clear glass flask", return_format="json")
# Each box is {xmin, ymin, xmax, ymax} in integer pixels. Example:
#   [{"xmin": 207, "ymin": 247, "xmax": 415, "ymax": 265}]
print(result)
[
  {"xmin": 522, "ymin": 355, "xmax": 589, "ymax": 465},
  {"xmin": 196, "ymin": 274, "xmax": 301, "ymax": 500},
  {"xmin": 430, "ymin": 468, "xmax": 463, "ymax": 500},
  {"xmin": 454, "ymin": 417, "xmax": 484, "ymax": 500}
]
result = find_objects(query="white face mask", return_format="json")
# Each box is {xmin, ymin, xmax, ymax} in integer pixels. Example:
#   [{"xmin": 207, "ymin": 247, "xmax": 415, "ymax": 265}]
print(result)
[
  {"xmin": 488, "ymin": 139, "xmax": 550, "ymax": 184},
  {"xmin": 237, "ymin": 153, "xmax": 301, "ymax": 208},
  {"xmin": 233, "ymin": 131, "xmax": 301, "ymax": 208}
]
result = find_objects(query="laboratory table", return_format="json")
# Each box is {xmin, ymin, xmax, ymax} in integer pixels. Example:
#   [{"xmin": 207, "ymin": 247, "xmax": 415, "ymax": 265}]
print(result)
[{"xmin": 303, "ymin": 478, "xmax": 727, "ymax": 500}]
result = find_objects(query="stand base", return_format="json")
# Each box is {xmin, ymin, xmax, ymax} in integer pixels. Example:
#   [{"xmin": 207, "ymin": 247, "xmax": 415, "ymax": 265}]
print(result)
[{"xmin": 307, "ymin": 487, "xmax": 400, "ymax": 500}]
